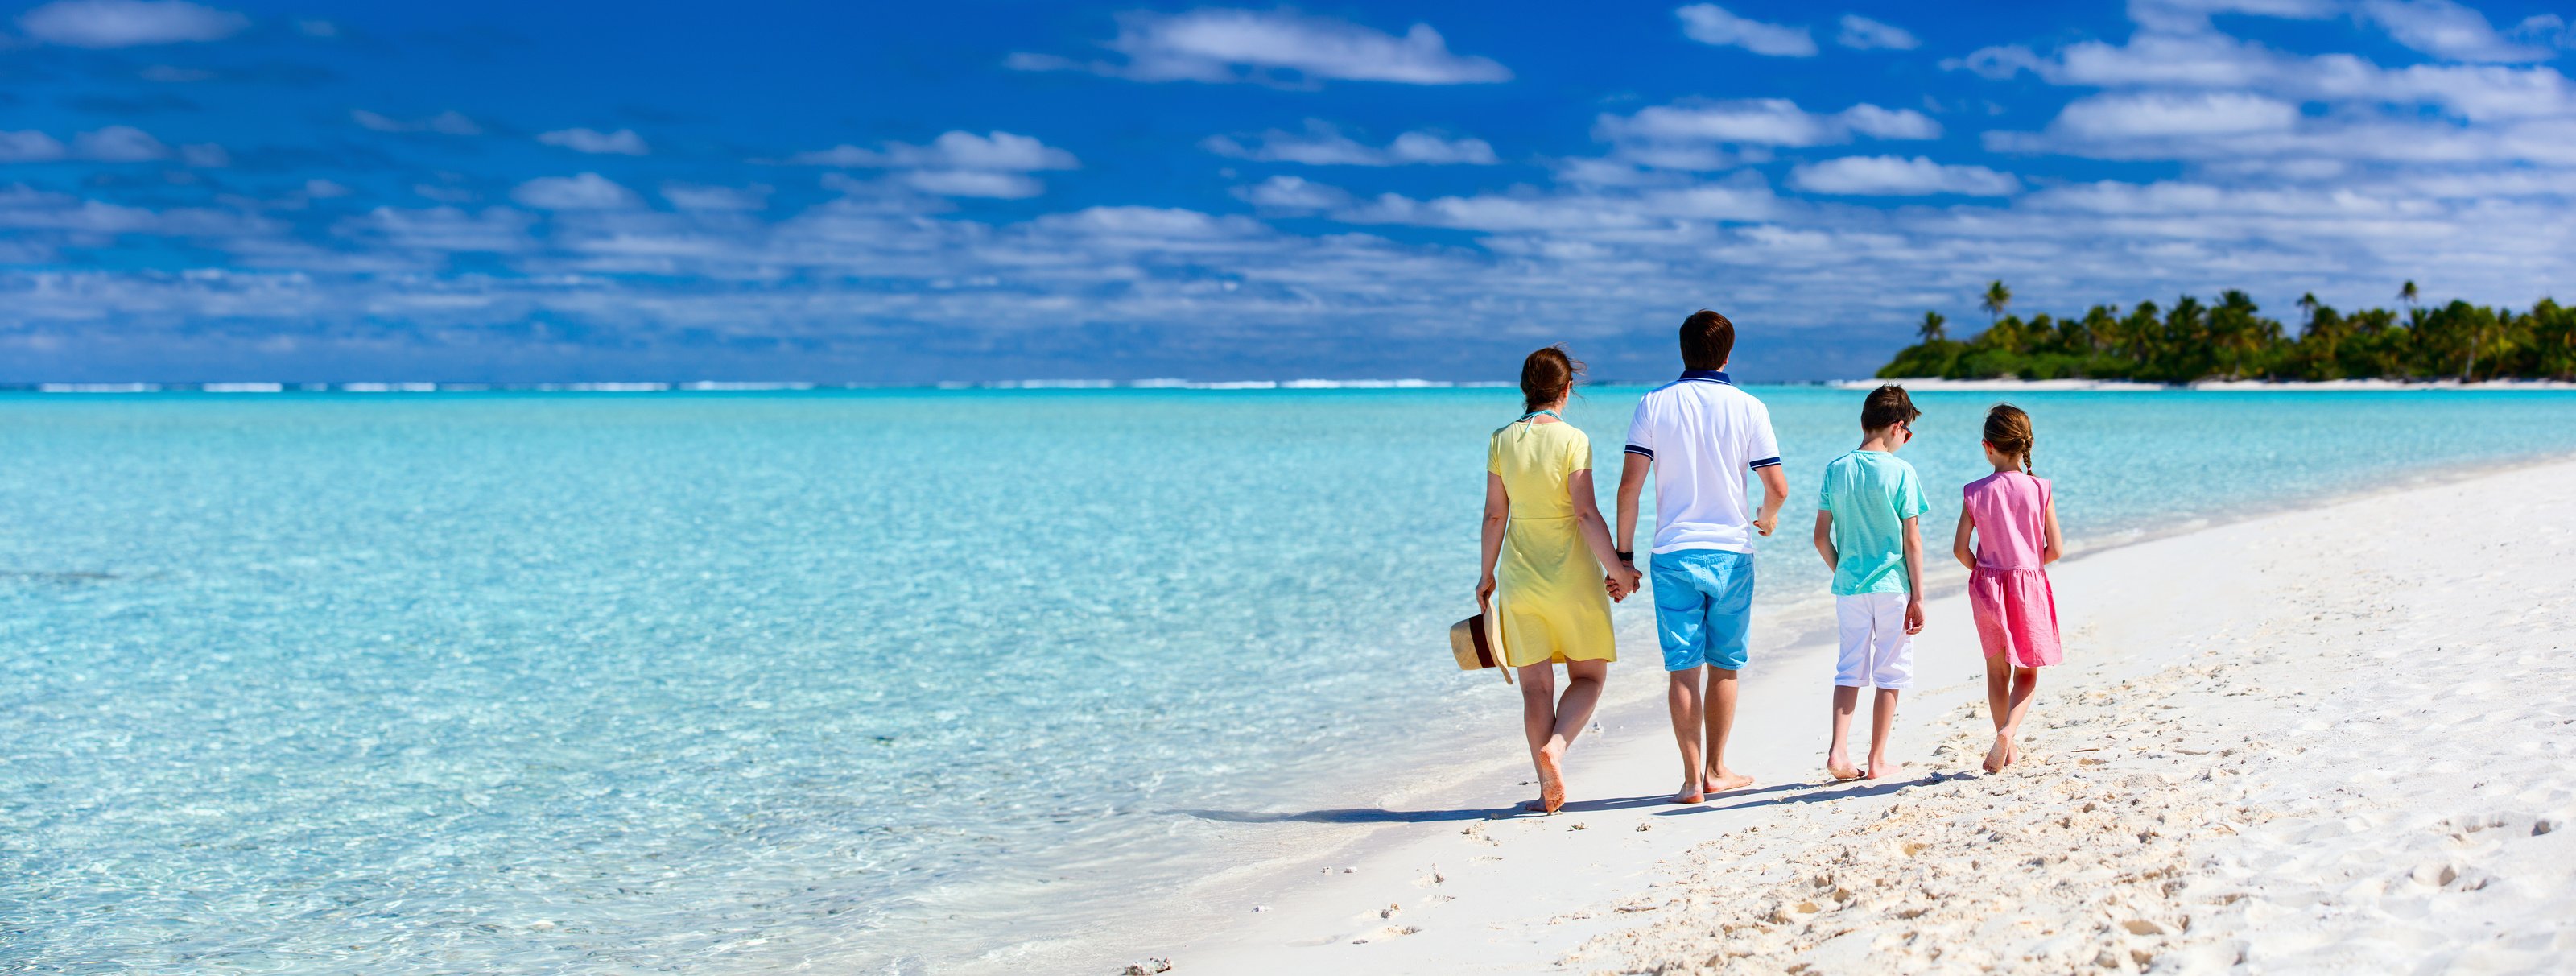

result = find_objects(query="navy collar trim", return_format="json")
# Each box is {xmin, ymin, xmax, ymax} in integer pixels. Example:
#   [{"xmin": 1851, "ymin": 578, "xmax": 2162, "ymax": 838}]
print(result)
[{"xmin": 1678, "ymin": 370, "xmax": 1733, "ymax": 384}]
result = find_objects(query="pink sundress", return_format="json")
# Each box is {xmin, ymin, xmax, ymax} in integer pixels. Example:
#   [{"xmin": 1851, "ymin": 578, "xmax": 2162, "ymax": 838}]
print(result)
[{"xmin": 1963, "ymin": 471, "xmax": 2062, "ymax": 668}]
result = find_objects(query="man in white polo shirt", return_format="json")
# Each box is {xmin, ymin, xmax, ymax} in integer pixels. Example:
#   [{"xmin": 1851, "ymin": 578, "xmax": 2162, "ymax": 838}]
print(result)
[{"xmin": 1615, "ymin": 308, "xmax": 1787, "ymax": 804}]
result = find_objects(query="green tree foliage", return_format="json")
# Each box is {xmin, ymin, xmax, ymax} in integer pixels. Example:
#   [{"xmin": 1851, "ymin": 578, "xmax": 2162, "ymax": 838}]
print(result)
[{"xmin": 1874, "ymin": 284, "xmax": 2574, "ymax": 383}]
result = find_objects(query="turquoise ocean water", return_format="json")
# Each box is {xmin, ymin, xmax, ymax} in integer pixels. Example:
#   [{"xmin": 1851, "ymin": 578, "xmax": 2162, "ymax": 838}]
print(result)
[{"xmin": 6, "ymin": 386, "xmax": 2576, "ymax": 973}]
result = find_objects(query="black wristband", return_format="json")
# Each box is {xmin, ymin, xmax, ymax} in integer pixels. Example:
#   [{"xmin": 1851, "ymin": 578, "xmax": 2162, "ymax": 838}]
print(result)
[{"xmin": 1616, "ymin": 550, "xmax": 1634, "ymax": 563}]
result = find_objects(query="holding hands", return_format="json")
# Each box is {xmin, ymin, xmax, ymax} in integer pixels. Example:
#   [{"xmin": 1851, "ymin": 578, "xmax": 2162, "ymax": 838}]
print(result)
[{"xmin": 1605, "ymin": 560, "xmax": 1642, "ymax": 602}]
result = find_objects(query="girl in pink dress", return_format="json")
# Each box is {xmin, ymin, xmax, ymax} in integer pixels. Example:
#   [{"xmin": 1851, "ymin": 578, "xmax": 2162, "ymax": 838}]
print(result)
[{"xmin": 1951, "ymin": 404, "xmax": 2062, "ymax": 774}]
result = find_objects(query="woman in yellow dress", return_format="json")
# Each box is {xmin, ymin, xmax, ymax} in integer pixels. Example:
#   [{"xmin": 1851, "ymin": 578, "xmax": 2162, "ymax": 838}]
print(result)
[{"xmin": 1477, "ymin": 346, "xmax": 1641, "ymax": 813}]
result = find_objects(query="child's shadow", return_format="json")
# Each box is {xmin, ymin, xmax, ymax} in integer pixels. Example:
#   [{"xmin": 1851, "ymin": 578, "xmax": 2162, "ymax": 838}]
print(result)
[{"xmin": 1655, "ymin": 771, "xmax": 1946, "ymax": 815}]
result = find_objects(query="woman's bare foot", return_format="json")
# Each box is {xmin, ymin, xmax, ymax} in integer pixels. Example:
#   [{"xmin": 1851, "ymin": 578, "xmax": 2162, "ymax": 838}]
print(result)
[
  {"xmin": 1826, "ymin": 758, "xmax": 1864, "ymax": 781},
  {"xmin": 1534, "ymin": 744, "xmax": 1567, "ymax": 813},
  {"xmin": 1703, "ymin": 770, "xmax": 1756, "ymax": 795},
  {"xmin": 1982, "ymin": 734, "xmax": 2009, "ymax": 774}
]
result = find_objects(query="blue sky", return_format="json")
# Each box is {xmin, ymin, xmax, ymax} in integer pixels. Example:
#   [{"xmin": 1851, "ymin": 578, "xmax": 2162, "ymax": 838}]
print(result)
[{"xmin": 2, "ymin": 0, "xmax": 2571, "ymax": 382}]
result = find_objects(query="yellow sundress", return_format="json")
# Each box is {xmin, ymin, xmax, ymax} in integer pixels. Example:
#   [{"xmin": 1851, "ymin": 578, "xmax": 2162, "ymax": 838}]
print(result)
[{"xmin": 1487, "ymin": 416, "xmax": 1617, "ymax": 668}]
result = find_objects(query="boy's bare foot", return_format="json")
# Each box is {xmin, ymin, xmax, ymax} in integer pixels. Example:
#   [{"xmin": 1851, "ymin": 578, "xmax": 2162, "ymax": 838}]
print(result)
[
  {"xmin": 1826, "ymin": 758, "xmax": 1864, "ymax": 781},
  {"xmin": 1703, "ymin": 771, "xmax": 1756, "ymax": 795},
  {"xmin": 1982, "ymin": 735, "xmax": 2008, "ymax": 774},
  {"xmin": 1534, "ymin": 744, "xmax": 1567, "ymax": 813}
]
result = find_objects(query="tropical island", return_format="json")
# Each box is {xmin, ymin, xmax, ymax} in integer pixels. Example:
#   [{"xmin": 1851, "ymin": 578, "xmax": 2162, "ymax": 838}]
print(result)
[{"xmin": 1876, "ymin": 281, "xmax": 2576, "ymax": 383}]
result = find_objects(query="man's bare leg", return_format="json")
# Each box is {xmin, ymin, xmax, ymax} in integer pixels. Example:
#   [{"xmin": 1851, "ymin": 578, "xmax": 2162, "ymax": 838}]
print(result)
[
  {"xmin": 1825, "ymin": 685, "xmax": 1864, "ymax": 780},
  {"xmin": 1517, "ymin": 662, "xmax": 1561, "ymax": 811},
  {"xmin": 1864, "ymin": 689, "xmax": 1899, "ymax": 779},
  {"xmin": 1702, "ymin": 668, "xmax": 1754, "ymax": 793},
  {"xmin": 1666, "ymin": 667, "xmax": 1706, "ymax": 803}
]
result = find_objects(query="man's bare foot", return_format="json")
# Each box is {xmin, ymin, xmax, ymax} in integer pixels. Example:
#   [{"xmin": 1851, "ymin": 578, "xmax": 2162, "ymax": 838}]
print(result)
[
  {"xmin": 1534, "ymin": 744, "xmax": 1567, "ymax": 813},
  {"xmin": 1703, "ymin": 771, "xmax": 1756, "ymax": 795},
  {"xmin": 1982, "ymin": 734, "xmax": 2009, "ymax": 774},
  {"xmin": 1826, "ymin": 758, "xmax": 1864, "ymax": 781},
  {"xmin": 1670, "ymin": 783, "xmax": 1705, "ymax": 804}
]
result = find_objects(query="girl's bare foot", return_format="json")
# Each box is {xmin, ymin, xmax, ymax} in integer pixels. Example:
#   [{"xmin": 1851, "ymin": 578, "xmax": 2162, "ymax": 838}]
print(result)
[
  {"xmin": 1535, "ymin": 744, "xmax": 1567, "ymax": 813},
  {"xmin": 1864, "ymin": 756, "xmax": 1892, "ymax": 780},
  {"xmin": 1982, "ymin": 734, "xmax": 2009, "ymax": 774},
  {"xmin": 2002, "ymin": 738, "xmax": 2021, "ymax": 768}
]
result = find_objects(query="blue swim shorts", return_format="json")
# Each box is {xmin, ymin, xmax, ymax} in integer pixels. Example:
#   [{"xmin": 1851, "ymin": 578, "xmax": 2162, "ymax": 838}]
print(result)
[{"xmin": 1651, "ymin": 548, "xmax": 1755, "ymax": 672}]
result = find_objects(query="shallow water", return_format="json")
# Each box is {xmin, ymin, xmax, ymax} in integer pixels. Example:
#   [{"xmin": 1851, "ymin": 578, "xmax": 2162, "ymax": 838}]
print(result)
[{"xmin": 3, "ymin": 387, "xmax": 2574, "ymax": 973}]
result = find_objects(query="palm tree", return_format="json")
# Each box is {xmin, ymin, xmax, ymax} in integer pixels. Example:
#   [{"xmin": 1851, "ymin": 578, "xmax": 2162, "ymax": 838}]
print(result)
[
  {"xmin": 2297, "ymin": 292, "xmax": 2319, "ymax": 330},
  {"xmin": 1917, "ymin": 311, "xmax": 1946, "ymax": 342},
  {"xmin": 2398, "ymin": 280, "xmax": 2419, "ymax": 308},
  {"xmin": 1980, "ymin": 280, "xmax": 2013, "ymax": 326}
]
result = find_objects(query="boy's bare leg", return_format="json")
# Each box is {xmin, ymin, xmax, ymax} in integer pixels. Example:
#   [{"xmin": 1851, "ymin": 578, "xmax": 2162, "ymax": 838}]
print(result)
[
  {"xmin": 1998, "ymin": 667, "xmax": 2040, "ymax": 767},
  {"xmin": 1703, "ymin": 668, "xmax": 1755, "ymax": 793},
  {"xmin": 1518, "ymin": 663, "xmax": 1561, "ymax": 811},
  {"xmin": 1666, "ymin": 668, "xmax": 1707, "ymax": 803},
  {"xmin": 1982, "ymin": 654, "xmax": 2012, "ymax": 773},
  {"xmin": 1826, "ymin": 685, "xmax": 1864, "ymax": 780},
  {"xmin": 1865, "ymin": 689, "xmax": 1900, "ymax": 779}
]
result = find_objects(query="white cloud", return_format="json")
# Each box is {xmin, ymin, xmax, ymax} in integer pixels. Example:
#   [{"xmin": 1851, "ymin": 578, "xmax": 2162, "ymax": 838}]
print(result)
[
  {"xmin": 510, "ymin": 173, "xmax": 642, "ymax": 210},
  {"xmin": 303, "ymin": 179, "xmax": 350, "ymax": 198},
  {"xmin": 2047, "ymin": 91, "xmax": 2302, "ymax": 139},
  {"xmin": 2360, "ymin": 0, "xmax": 2547, "ymax": 63},
  {"xmin": 1203, "ymin": 121, "xmax": 1497, "ymax": 166},
  {"xmin": 1675, "ymin": 4, "xmax": 1816, "ymax": 56},
  {"xmin": 2512, "ymin": 14, "xmax": 2574, "ymax": 49},
  {"xmin": 1232, "ymin": 175, "xmax": 1352, "ymax": 211},
  {"xmin": 16, "ymin": 0, "xmax": 247, "ymax": 48},
  {"xmin": 336, "ymin": 206, "xmax": 535, "ymax": 253},
  {"xmin": 902, "ymin": 170, "xmax": 1044, "ymax": 198},
  {"xmin": 1790, "ymin": 156, "xmax": 2021, "ymax": 196},
  {"xmin": 786, "ymin": 130, "xmax": 1077, "ymax": 171},
  {"xmin": 661, "ymin": 183, "xmax": 771, "ymax": 211},
  {"xmin": 352, "ymin": 110, "xmax": 482, "ymax": 136},
  {"xmin": 1836, "ymin": 14, "xmax": 1918, "ymax": 51},
  {"xmin": 178, "ymin": 143, "xmax": 228, "ymax": 167},
  {"xmin": 539, "ymin": 128, "xmax": 650, "ymax": 155},
  {"xmin": 71, "ymin": 126, "xmax": 170, "ymax": 161},
  {"xmin": 0, "ymin": 131, "xmax": 71, "ymax": 163},
  {"xmin": 1597, "ymin": 99, "xmax": 1940, "ymax": 150},
  {"xmin": 1007, "ymin": 8, "xmax": 1509, "ymax": 85}
]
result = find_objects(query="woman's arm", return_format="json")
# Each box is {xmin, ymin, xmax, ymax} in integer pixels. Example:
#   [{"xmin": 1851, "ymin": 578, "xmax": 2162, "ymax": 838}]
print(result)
[
  {"xmin": 1567, "ymin": 468, "xmax": 1637, "ymax": 598},
  {"xmin": 1811, "ymin": 511, "xmax": 1837, "ymax": 573},
  {"xmin": 1951, "ymin": 507, "xmax": 1977, "ymax": 571},
  {"xmin": 2040, "ymin": 494, "xmax": 2064, "ymax": 565},
  {"xmin": 1479, "ymin": 472, "xmax": 1509, "ymax": 606}
]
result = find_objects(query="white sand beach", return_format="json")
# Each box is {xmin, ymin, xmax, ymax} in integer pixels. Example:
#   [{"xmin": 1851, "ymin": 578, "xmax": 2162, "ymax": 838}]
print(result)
[{"xmin": 1132, "ymin": 457, "xmax": 2576, "ymax": 974}]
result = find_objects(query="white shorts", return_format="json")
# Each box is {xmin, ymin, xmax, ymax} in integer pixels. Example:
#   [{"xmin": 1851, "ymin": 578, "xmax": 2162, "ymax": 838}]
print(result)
[{"xmin": 1835, "ymin": 592, "xmax": 1915, "ymax": 690}]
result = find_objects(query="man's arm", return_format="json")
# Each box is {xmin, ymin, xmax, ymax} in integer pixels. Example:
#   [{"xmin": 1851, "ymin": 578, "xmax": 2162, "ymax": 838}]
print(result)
[
  {"xmin": 1615, "ymin": 452, "xmax": 1649, "ymax": 564},
  {"xmin": 1751, "ymin": 464, "xmax": 1787, "ymax": 537}
]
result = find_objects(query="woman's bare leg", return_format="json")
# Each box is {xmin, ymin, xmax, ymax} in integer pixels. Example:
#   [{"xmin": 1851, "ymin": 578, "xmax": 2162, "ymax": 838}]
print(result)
[{"xmin": 1517, "ymin": 662, "xmax": 1562, "ymax": 811}]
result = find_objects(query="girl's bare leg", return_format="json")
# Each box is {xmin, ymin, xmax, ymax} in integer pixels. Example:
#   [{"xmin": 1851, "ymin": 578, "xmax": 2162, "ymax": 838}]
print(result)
[
  {"xmin": 1999, "ymin": 667, "xmax": 2040, "ymax": 767},
  {"xmin": 1826, "ymin": 685, "xmax": 1864, "ymax": 780},
  {"xmin": 1517, "ymin": 662, "xmax": 1563, "ymax": 811},
  {"xmin": 1982, "ymin": 655, "xmax": 2012, "ymax": 773}
]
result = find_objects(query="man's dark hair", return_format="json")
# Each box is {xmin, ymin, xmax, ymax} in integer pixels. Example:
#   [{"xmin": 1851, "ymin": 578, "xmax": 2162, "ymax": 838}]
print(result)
[
  {"xmin": 1679, "ymin": 309, "xmax": 1735, "ymax": 371},
  {"xmin": 1861, "ymin": 384, "xmax": 1921, "ymax": 432}
]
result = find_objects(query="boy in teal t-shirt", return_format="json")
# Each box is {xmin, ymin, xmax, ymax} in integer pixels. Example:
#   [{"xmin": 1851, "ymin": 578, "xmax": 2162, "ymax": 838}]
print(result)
[{"xmin": 1810, "ymin": 385, "xmax": 1929, "ymax": 781}]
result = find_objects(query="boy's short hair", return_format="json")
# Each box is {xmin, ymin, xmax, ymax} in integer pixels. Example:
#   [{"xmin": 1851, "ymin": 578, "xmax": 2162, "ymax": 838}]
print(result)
[
  {"xmin": 1861, "ymin": 384, "xmax": 1920, "ymax": 431},
  {"xmin": 1679, "ymin": 309, "xmax": 1735, "ymax": 371}
]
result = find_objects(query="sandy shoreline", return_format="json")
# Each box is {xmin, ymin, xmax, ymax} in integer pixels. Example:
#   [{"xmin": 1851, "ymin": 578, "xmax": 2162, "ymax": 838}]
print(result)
[{"xmin": 1115, "ymin": 457, "xmax": 2576, "ymax": 974}]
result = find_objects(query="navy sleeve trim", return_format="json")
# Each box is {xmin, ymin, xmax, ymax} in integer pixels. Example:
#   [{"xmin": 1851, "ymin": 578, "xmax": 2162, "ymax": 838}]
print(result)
[
  {"xmin": 1748, "ymin": 456, "xmax": 1782, "ymax": 469},
  {"xmin": 1624, "ymin": 445, "xmax": 1654, "ymax": 459}
]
